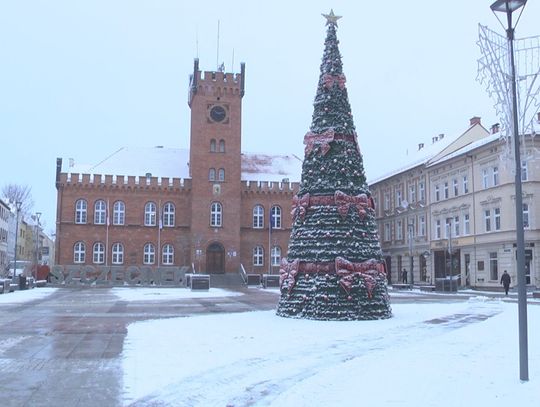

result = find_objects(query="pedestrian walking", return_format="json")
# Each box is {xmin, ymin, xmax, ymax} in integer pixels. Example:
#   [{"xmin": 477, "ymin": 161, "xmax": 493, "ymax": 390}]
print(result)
[
  {"xmin": 500, "ymin": 270, "xmax": 511, "ymax": 295},
  {"xmin": 401, "ymin": 268, "xmax": 408, "ymax": 284}
]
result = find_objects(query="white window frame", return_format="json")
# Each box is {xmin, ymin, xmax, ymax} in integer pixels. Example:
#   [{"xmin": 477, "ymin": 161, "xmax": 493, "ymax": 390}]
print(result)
[
  {"xmin": 211, "ymin": 202, "xmax": 222, "ymax": 227},
  {"xmin": 163, "ymin": 202, "xmax": 175, "ymax": 227},
  {"xmin": 209, "ymin": 168, "xmax": 216, "ymax": 181},
  {"xmin": 75, "ymin": 199, "xmax": 87, "ymax": 224},
  {"xmin": 435, "ymin": 185, "xmax": 440, "ymax": 201},
  {"xmin": 454, "ymin": 216, "xmax": 460, "ymax": 237},
  {"xmin": 162, "ymin": 244, "xmax": 174, "ymax": 265},
  {"xmin": 93, "ymin": 242, "xmax": 105, "ymax": 264},
  {"xmin": 113, "ymin": 201, "xmax": 125, "ymax": 225},
  {"xmin": 462, "ymin": 175, "xmax": 469, "ymax": 194},
  {"xmin": 271, "ymin": 246, "xmax": 281, "ymax": 266},
  {"xmin": 143, "ymin": 243, "xmax": 156, "ymax": 265},
  {"xmin": 464, "ymin": 214, "xmax": 470, "ymax": 235},
  {"xmin": 453, "ymin": 179, "xmax": 458, "ymax": 196},
  {"xmin": 419, "ymin": 215, "xmax": 426, "ymax": 237},
  {"xmin": 253, "ymin": 205, "xmax": 264, "ymax": 228},
  {"xmin": 435, "ymin": 220, "xmax": 441, "ymax": 239},
  {"xmin": 484, "ymin": 209, "xmax": 491, "ymax": 232},
  {"xmin": 523, "ymin": 203, "xmax": 530, "ymax": 228},
  {"xmin": 111, "ymin": 243, "xmax": 124, "ymax": 265},
  {"xmin": 444, "ymin": 182, "xmax": 449, "ymax": 199},
  {"xmin": 94, "ymin": 200, "xmax": 106, "ymax": 225},
  {"xmin": 271, "ymin": 206, "xmax": 282, "ymax": 229},
  {"xmin": 144, "ymin": 202, "xmax": 157, "ymax": 226},
  {"xmin": 482, "ymin": 168, "xmax": 489, "ymax": 189},
  {"xmin": 396, "ymin": 219, "xmax": 403, "ymax": 240},
  {"xmin": 494, "ymin": 207, "xmax": 501, "ymax": 231},
  {"xmin": 384, "ymin": 223, "xmax": 391, "ymax": 241},
  {"xmin": 521, "ymin": 160, "xmax": 528, "ymax": 181},
  {"xmin": 408, "ymin": 184, "xmax": 416, "ymax": 203},
  {"xmin": 489, "ymin": 252, "xmax": 498, "ymax": 280},
  {"xmin": 253, "ymin": 246, "xmax": 264, "ymax": 266},
  {"xmin": 419, "ymin": 182, "xmax": 425, "ymax": 201},
  {"xmin": 74, "ymin": 242, "xmax": 85, "ymax": 263},
  {"xmin": 492, "ymin": 166, "xmax": 499, "ymax": 186}
]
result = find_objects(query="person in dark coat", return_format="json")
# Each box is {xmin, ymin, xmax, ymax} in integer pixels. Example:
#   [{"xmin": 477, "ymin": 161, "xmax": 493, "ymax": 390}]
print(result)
[
  {"xmin": 401, "ymin": 268, "xmax": 408, "ymax": 284},
  {"xmin": 500, "ymin": 270, "xmax": 511, "ymax": 295}
]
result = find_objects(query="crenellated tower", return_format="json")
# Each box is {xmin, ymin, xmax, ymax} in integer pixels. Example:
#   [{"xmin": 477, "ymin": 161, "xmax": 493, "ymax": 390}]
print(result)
[{"xmin": 188, "ymin": 59, "xmax": 246, "ymax": 273}]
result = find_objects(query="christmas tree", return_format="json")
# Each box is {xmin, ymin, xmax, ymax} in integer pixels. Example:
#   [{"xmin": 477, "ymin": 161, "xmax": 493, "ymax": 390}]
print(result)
[{"xmin": 276, "ymin": 10, "xmax": 392, "ymax": 321}]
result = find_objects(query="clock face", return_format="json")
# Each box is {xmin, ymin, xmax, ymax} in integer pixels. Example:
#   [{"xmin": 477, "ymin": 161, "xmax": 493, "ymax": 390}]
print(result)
[{"xmin": 210, "ymin": 105, "xmax": 227, "ymax": 122}]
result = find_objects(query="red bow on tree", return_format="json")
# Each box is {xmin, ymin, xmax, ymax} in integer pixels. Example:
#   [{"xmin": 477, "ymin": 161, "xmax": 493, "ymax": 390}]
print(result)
[
  {"xmin": 279, "ymin": 258, "xmax": 300, "ymax": 293},
  {"xmin": 335, "ymin": 257, "xmax": 384, "ymax": 298},
  {"xmin": 322, "ymin": 73, "xmax": 346, "ymax": 90},
  {"xmin": 291, "ymin": 193, "xmax": 310, "ymax": 222},
  {"xmin": 334, "ymin": 191, "xmax": 370, "ymax": 219},
  {"xmin": 304, "ymin": 129, "xmax": 335, "ymax": 156}
]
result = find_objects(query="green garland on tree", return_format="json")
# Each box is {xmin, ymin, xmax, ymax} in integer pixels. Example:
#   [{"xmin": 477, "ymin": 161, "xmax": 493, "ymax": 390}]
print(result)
[{"xmin": 276, "ymin": 10, "xmax": 392, "ymax": 321}]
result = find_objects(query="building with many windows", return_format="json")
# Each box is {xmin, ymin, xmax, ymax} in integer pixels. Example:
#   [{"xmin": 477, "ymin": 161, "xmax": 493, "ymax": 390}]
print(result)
[
  {"xmin": 55, "ymin": 61, "xmax": 302, "ymax": 274},
  {"xmin": 369, "ymin": 116, "xmax": 540, "ymax": 289},
  {"xmin": 0, "ymin": 199, "xmax": 10, "ymax": 272}
]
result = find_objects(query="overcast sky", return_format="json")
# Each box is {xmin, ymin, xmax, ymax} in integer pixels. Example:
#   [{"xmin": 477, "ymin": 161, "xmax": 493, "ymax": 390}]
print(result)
[{"xmin": 1, "ymin": 0, "xmax": 539, "ymax": 233}]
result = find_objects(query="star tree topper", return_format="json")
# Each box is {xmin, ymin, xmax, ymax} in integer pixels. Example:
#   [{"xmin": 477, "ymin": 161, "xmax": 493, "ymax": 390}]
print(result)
[{"xmin": 322, "ymin": 9, "xmax": 342, "ymax": 26}]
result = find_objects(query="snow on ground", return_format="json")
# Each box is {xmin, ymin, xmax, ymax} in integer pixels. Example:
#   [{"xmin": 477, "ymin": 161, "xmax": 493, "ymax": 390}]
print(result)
[
  {"xmin": 0, "ymin": 287, "xmax": 57, "ymax": 305},
  {"xmin": 122, "ymin": 297, "xmax": 539, "ymax": 406},
  {"xmin": 111, "ymin": 287, "xmax": 242, "ymax": 302}
]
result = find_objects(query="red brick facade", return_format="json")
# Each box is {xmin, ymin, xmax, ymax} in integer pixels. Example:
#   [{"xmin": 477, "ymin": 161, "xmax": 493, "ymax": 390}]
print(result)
[{"xmin": 55, "ymin": 61, "xmax": 300, "ymax": 274}]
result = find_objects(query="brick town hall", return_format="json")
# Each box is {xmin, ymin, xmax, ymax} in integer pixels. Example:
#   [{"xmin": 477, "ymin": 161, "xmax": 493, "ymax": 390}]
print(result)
[{"xmin": 55, "ymin": 60, "xmax": 302, "ymax": 274}]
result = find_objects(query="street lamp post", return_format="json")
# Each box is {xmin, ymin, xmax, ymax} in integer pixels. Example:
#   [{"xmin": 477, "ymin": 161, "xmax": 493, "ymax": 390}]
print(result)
[
  {"xmin": 12, "ymin": 201, "xmax": 22, "ymax": 281},
  {"xmin": 34, "ymin": 212, "xmax": 41, "ymax": 282},
  {"xmin": 490, "ymin": 0, "xmax": 529, "ymax": 381},
  {"xmin": 408, "ymin": 223, "xmax": 414, "ymax": 289}
]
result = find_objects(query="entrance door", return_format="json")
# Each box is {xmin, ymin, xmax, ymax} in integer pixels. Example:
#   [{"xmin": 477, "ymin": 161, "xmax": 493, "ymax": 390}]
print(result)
[
  {"xmin": 206, "ymin": 242, "xmax": 225, "ymax": 273},
  {"xmin": 385, "ymin": 256, "xmax": 392, "ymax": 284}
]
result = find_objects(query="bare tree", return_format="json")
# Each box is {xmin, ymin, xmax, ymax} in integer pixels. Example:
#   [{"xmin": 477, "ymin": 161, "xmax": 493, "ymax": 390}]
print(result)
[{"xmin": 1, "ymin": 184, "xmax": 34, "ymax": 217}]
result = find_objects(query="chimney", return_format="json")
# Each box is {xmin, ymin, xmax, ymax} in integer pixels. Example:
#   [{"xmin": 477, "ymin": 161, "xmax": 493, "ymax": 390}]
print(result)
[
  {"xmin": 438, "ymin": 133, "xmax": 445, "ymax": 140},
  {"xmin": 491, "ymin": 123, "xmax": 500, "ymax": 134},
  {"xmin": 470, "ymin": 116, "xmax": 481, "ymax": 126},
  {"xmin": 418, "ymin": 143, "xmax": 425, "ymax": 151},
  {"xmin": 432, "ymin": 136, "xmax": 439, "ymax": 144}
]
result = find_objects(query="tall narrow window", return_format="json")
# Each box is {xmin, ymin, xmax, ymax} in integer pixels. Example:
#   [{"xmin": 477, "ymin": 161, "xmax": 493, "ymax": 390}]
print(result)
[
  {"xmin": 464, "ymin": 214, "xmax": 470, "ymax": 235},
  {"xmin": 489, "ymin": 252, "xmax": 498, "ymax": 280},
  {"xmin": 453, "ymin": 179, "xmax": 458, "ymax": 196},
  {"xmin": 435, "ymin": 185, "xmax": 440, "ymax": 201},
  {"xmin": 521, "ymin": 160, "xmax": 528, "ymax": 181},
  {"xmin": 408, "ymin": 184, "xmax": 416, "ymax": 203},
  {"xmin": 444, "ymin": 182, "xmax": 449, "ymax": 199},
  {"xmin": 74, "ymin": 242, "xmax": 85, "ymax": 263},
  {"xmin": 219, "ymin": 139, "xmax": 225, "ymax": 152},
  {"xmin": 494, "ymin": 207, "xmax": 501, "ymax": 230},
  {"xmin": 208, "ymin": 168, "xmax": 216, "ymax": 181},
  {"xmin": 210, "ymin": 139, "xmax": 217, "ymax": 152},
  {"xmin": 454, "ymin": 216, "xmax": 460, "ymax": 237},
  {"xmin": 218, "ymin": 168, "xmax": 225, "ymax": 181},
  {"xmin": 93, "ymin": 242, "xmax": 105, "ymax": 264},
  {"xmin": 462, "ymin": 175, "xmax": 469, "ymax": 194},
  {"xmin": 419, "ymin": 182, "xmax": 425, "ymax": 201},
  {"xmin": 143, "ymin": 243, "xmax": 155, "ymax": 265},
  {"xmin": 419, "ymin": 215, "xmax": 426, "ymax": 237},
  {"xmin": 396, "ymin": 220, "xmax": 403, "ymax": 240},
  {"xmin": 111, "ymin": 243, "xmax": 124, "ymax": 265},
  {"xmin": 492, "ymin": 166, "xmax": 499, "ymax": 186},
  {"xmin": 162, "ymin": 244, "xmax": 174, "ymax": 265},
  {"xmin": 75, "ymin": 199, "xmax": 87, "ymax": 224},
  {"xmin": 523, "ymin": 203, "xmax": 530, "ymax": 228},
  {"xmin": 211, "ymin": 202, "xmax": 222, "ymax": 227},
  {"xmin": 384, "ymin": 223, "xmax": 391, "ymax": 241},
  {"xmin": 253, "ymin": 205, "xmax": 264, "ymax": 228},
  {"xmin": 445, "ymin": 218, "xmax": 452, "ymax": 238},
  {"xmin": 396, "ymin": 189, "xmax": 402, "ymax": 207},
  {"xmin": 435, "ymin": 220, "xmax": 441, "ymax": 239},
  {"xmin": 271, "ymin": 246, "xmax": 281, "ymax": 266},
  {"xmin": 482, "ymin": 169, "xmax": 489, "ymax": 188},
  {"xmin": 271, "ymin": 206, "xmax": 282, "ymax": 229},
  {"xmin": 94, "ymin": 200, "xmax": 106, "ymax": 225},
  {"xmin": 144, "ymin": 202, "xmax": 157, "ymax": 226},
  {"xmin": 162, "ymin": 202, "xmax": 175, "ymax": 227},
  {"xmin": 384, "ymin": 193, "xmax": 390, "ymax": 210},
  {"xmin": 253, "ymin": 246, "xmax": 264, "ymax": 266},
  {"xmin": 484, "ymin": 209, "xmax": 491, "ymax": 232},
  {"xmin": 113, "ymin": 201, "xmax": 125, "ymax": 225}
]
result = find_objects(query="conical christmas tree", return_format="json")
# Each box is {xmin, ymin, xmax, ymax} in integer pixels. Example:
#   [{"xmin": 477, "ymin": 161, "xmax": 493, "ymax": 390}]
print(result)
[{"xmin": 276, "ymin": 11, "xmax": 392, "ymax": 321}]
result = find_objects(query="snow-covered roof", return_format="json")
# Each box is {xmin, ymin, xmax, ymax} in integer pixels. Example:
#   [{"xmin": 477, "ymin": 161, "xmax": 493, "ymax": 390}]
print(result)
[{"xmin": 65, "ymin": 146, "xmax": 303, "ymax": 182}]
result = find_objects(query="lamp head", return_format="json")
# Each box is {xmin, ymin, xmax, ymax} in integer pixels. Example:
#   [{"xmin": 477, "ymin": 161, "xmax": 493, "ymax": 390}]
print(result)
[{"xmin": 490, "ymin": 0, "xmax": 526, "ymax": 13}]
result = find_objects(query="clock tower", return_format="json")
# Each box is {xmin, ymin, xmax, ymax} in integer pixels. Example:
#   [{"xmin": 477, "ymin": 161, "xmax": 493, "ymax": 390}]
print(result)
[{"xmin": 188, "ymin": 59, "xmax": 246, "ymax": 273}]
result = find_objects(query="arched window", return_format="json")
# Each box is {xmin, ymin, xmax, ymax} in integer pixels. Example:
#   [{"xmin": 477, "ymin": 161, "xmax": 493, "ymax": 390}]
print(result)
[
  {"xmin": 163, "ymin": 202, "xmax": 175, "ymax": 227},
  {"xmin": 162, "ymin": 244, "xmax": 174, "ymax": 265},
  {"xmin": 94, "ymin": 200, "xmax": 106, "ymax": 225},
  {"xmin": 113, "ymin": 201, "xmax": 125, "ymax": 225},
  {"xmin": 73, "ymin": 242, "xmax": 85, "ymax": 263},
  {"xmin": 75, "ymin": 199, "xmax": 87, "ymax": 224},
  {"xmin": 271, "ymin": 246, "xmax": 282, "ymax": 266},
  {"xmin": 210, "ymin": 202, "xmax": 222, "ymax": 227},
  {"xmin": 143, "ymin": 243, "xmax": 155, "ymax": 264},
  {"xmin": 93, "ymin": 242, "xmax": 105, "ymax": 264},
  {"xmin": 253, "ymin": 246, "xmax": 264, "ymax": 266},
  {"xmin": 271, "ymin": 206, "xmax": 282, "ymax": 229},
  {"xmin": 253, "ymin": 205, "xmax": 264, "ymax": 228},
  {"xmin": 144, "ymin": 202, "xmax": 157, "ymax": 226},
  {"xmin": 218, "ymin": 168, "xmax": 225, "ymax": 181},
  {"xmin": 209, "ymin": 168, "xmax": 216, "ymax": 181},
  {"xmin": 111, "ymin": 243, "xmax": 124, "ymax": 265},
  {"xmin": 219, "ymin": 139, "xmax": 225, "ymax": 152},
  {"xmin": 210, "ymin": 139, "xmax": 217, "ymax": 152}
]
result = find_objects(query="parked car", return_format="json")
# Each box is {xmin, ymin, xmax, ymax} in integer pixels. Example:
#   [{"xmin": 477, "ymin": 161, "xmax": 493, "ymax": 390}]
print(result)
[{"xmin": 6, "ymin": 260, "xmax": 33, "ymax": 278}]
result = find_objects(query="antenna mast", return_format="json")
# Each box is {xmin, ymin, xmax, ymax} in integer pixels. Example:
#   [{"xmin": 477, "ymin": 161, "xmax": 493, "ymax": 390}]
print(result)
[{"xmin": 216, "ymin": 20, "xmax": 220, "ymax": 71}]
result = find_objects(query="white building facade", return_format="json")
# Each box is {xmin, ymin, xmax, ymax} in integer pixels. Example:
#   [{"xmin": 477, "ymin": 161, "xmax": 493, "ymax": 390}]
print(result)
[{"xmin": 369, "ymin": 117, "xmax": 540, "ymax": 290}]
